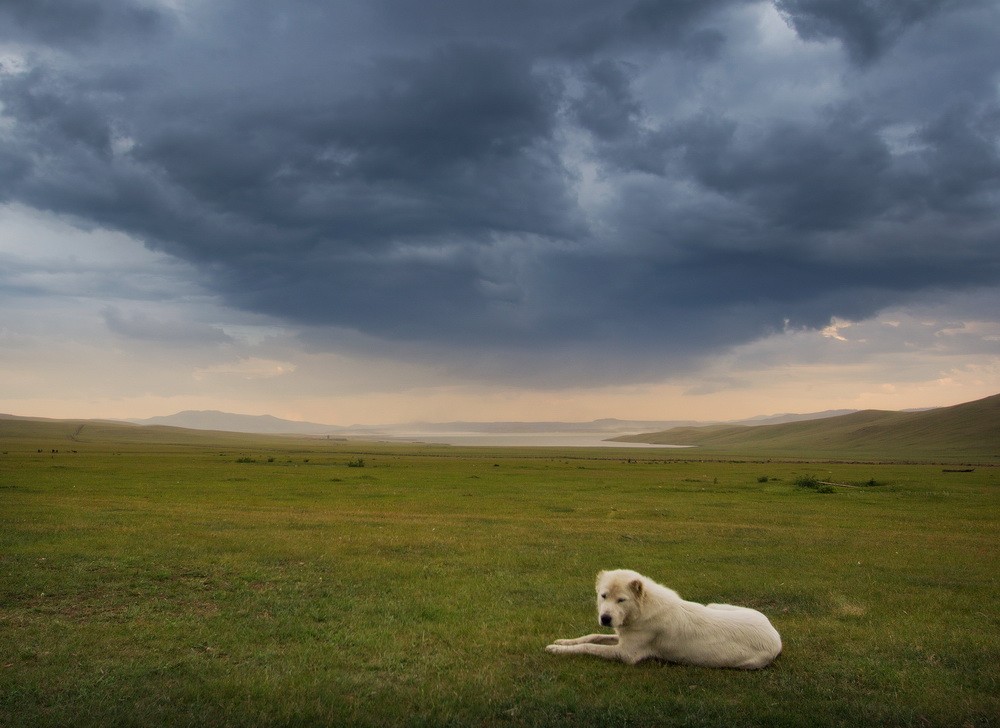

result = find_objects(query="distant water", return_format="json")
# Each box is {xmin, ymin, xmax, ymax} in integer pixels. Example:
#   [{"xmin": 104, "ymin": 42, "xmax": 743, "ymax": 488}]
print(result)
[{"xmin": 376, "ymin": 431, "xmax": 691, "ymax": 448}]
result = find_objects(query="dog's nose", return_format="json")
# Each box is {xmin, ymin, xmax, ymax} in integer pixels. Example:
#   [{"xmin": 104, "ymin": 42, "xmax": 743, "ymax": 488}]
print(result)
[{"xmin": 600, "ymin": 613, "xmax": 612, "ymax": 627}]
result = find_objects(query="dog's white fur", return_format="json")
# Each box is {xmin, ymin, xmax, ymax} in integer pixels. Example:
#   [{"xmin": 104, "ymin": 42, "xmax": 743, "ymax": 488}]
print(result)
[{"xmin": 545, "ymin": 569, "xmax": 782, "ymax": 669}]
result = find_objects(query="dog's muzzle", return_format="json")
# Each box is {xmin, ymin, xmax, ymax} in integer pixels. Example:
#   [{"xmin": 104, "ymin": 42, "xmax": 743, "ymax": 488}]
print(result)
[{"xmin": 600, "ymin": 613, "xmax": 613, "ymax": 627}]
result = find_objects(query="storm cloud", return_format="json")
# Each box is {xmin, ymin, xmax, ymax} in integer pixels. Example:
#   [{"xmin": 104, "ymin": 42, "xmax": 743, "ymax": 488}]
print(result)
[{"xmin": 1, "ymin": 0, "xmax": 998, "ymax": 383}]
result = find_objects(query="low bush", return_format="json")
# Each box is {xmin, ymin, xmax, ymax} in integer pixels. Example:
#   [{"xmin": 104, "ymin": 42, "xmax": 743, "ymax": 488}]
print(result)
[{"xmin": 794, "ymin": 475, "xmax": 834, "ymax": 493}]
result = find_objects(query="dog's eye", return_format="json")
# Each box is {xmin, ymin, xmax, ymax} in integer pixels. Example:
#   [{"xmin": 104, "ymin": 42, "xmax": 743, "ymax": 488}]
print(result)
[
  {"xmin": 617, "ymin": 597, "xmax": 627, "ymax": 603},
  {"xmin": 599, "ymin": 593, "xmax": 607, "ymax": 600}
]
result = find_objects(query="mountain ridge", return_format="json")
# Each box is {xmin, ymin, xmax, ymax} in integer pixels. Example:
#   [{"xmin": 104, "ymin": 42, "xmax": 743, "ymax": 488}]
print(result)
[
  {"xmin": 123, "ymin": 408, "xmax": 858, "ymax": 435},
  {"xmin": 127, "ymin": 410, "xmax": 348, "ymax": 435}
]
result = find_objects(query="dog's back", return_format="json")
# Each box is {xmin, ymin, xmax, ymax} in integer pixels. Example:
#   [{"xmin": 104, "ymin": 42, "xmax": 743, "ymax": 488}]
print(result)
[
  {"xmin": 612, "ymin": 571, "xmax": 782, "ymax": 669},
  {"xmin": 661, "ymin": 597, "xmax": 781, "ymax": 668}
]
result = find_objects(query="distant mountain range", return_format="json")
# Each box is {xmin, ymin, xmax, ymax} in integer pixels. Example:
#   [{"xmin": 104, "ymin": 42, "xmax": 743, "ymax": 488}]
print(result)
[
  {"xmin": 126, "ymin": 408, "xmax": 861, "ymax": 436},
  {"xmin": 128, "ymin": 410, "xmax": 347, "ymax": 435}
]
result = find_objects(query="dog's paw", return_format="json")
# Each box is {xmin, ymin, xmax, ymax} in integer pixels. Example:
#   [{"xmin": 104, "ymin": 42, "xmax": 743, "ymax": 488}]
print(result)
[{"xmin": 545, "ymin": 644, "xmax": 568, "ymax": 654}]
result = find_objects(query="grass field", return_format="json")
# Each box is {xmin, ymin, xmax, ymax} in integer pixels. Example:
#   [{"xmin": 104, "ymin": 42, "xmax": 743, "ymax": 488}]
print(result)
[{"xmin": 1, "ymin": 426, "xmax": 998, "ymax": 726}]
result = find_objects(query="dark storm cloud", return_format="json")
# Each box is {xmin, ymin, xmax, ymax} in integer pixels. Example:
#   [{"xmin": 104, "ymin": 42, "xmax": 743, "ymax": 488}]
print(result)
[
  {"xmin": 569, "ymin": 60, "xmax": 641, "ymax": 141},
  {"xmin": 774, "ymin": 0, "xmax": 949, "ymax": 64},
  {"xmin": 1, "ymin": 0, "xmax": 998, "ymax": 382},
  {"xmin": 0, "ymin": 0, "xmax": 167, "ymax": 46}
]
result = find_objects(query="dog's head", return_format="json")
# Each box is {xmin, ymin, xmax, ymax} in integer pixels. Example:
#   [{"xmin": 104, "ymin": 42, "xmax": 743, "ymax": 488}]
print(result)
[{"xmin": 595, "ymin": 569, "xmax": 645, "ymax": 629}]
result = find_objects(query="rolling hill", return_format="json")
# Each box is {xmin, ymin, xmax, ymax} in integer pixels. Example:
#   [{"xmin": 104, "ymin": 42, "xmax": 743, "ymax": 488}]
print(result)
[
  {"xmin": 611, "ymin": 393, "xmax": 1000, "ymax": 460},
  {"xmin": 2, "ymin": 394, "xmax": 997, "ymax": 460},
  {"xmin": 0, "ymin": 413, "xmax": 315, "ymax": 449}
]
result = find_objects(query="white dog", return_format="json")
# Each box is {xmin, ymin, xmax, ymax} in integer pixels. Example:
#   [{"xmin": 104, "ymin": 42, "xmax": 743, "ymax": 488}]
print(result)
[{"xmin": 545, "ymin": 569, "xmax": 782, "ymax": 669}]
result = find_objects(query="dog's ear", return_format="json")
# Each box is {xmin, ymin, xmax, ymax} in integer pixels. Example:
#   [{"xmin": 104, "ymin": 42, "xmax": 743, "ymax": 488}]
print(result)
[
  {"xmin": 629, "ymin": 579, "xmax": 644, "ymax": 600},
  {"xmin": 595, "ymin": 570, "xmax": 607, "ymax": 588}
]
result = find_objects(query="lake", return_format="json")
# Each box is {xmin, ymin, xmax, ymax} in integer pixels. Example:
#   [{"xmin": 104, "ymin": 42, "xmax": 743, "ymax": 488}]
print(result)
[{"xmin": 374, "ymin": 431, "xmax": 691, "ymax": 448}]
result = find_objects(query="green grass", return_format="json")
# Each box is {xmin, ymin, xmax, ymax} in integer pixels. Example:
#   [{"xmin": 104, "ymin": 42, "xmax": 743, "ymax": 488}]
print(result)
[{"xmin": 1, "ymin": 426, "xmax": 998, "ymax": 726}]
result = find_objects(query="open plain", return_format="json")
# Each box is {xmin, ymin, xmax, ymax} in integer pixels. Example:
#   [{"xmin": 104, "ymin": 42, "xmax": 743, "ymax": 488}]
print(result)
[{"xmin": 1, "ymin": 418, "xmax": 997, "ymax": 726}]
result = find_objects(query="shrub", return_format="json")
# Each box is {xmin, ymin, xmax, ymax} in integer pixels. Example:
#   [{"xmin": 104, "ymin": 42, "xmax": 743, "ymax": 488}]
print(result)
[
  {"xmin": 794, "ymin": 475, "xmax": 820, "ymax": 489},
  {"xmin": 347, "ymin": 458, "xmax": 365, "ymax": 468},
  {"xmin": 794, "ymin": 475, "xmax": 834, "ymax": 492}
]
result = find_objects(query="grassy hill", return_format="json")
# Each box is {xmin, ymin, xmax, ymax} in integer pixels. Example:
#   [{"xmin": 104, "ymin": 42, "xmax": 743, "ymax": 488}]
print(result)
[
  {"xmin": 0, "ymin": 414, "xmax": 332, "ymax": 451},
  {"xmin": 612, "ymin": 393, "xmax": 1000, "ymax": 461}
]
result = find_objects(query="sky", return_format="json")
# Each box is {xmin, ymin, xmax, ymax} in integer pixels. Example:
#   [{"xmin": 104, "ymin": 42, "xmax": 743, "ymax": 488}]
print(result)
[{"xmin": 1, "ymin": 0, "xmax": 999, "ymax": 426}]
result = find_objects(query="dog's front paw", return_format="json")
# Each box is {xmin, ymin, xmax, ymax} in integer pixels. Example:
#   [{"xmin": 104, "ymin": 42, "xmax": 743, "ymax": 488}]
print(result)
[
  {"xmin": 551, "ymin": 638, "xmax": 574, "ymax": 645},
  {"xmin": 545, "ymin": 644, "xmax": 569, "ymax": 654}
]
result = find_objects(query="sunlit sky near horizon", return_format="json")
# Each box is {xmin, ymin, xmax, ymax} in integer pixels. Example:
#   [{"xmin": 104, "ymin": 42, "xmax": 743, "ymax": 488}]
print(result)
[{"xmin": 1, "ymin": 0, "xmax": 999, "ymax": 426}]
